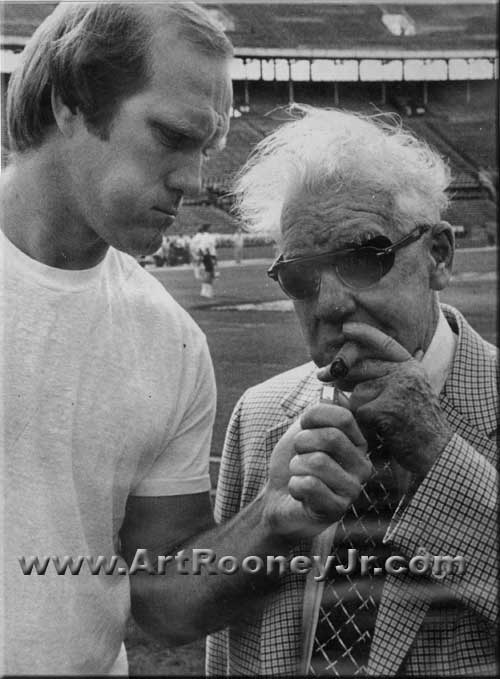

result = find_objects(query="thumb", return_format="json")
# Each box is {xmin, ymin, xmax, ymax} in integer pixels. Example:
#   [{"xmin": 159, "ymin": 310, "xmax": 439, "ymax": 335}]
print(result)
[{"xmin": 413, "ymin": 349, "xmax": 425, "ymax": 361}]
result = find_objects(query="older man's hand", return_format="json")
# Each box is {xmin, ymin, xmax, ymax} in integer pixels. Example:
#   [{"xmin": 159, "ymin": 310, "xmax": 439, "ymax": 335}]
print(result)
[
  {"xmin": 262, "ymin": 402, "xmax": 372, "ymax": 542},
  {"xmin": 340, "ymin": 323, "xmax": 453, "ymax": 479}
]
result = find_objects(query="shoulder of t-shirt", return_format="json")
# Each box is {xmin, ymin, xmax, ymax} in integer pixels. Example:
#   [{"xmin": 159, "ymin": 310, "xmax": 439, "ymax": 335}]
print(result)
[{"xmin": 106, "ymin": 248, "xmax": 205, "ymax": 342}]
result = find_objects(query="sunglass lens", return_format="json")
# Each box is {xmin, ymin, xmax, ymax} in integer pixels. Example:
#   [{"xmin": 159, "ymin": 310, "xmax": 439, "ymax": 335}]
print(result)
[
  {"xmin": 279, "ymin": 261, "xmax": 319, "ymax": 299},
  {"xmin": 336, "ymin": 249, "xmax": 390, "ymax": 288}
]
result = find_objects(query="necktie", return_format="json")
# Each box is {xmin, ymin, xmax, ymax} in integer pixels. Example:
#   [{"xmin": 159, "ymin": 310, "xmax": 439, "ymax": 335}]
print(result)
[{"xmin": 308, "ymin": 441, "xmax": 402, "ymax": 676}]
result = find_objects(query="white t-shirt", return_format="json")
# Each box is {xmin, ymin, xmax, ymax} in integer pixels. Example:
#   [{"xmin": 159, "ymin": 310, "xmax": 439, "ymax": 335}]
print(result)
[{"xmin": 0, "ymin": 231, "xmax": 216, "ymax": 675}]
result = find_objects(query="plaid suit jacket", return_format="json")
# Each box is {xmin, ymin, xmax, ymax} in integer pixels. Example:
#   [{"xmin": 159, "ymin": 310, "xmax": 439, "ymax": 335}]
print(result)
[{"xmin": 206, "ymin": 305, "xmax": 498, "ymax": 676}]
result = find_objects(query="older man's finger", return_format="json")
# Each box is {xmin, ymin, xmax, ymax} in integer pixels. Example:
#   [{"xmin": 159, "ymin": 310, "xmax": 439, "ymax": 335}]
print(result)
[
  {"xmin": 293, "ymin": 429, "xmax": 370, "ymax": 475},
  {"xmin": 300, "ymin": 403, "xmax": 366, "ymax": 447},
  {"xmin": 288, "ymin": 474, "xmax": 355, "ymax": 522},
  {"xmin": 344, "ymin": 359, "xmax": 399, "ymax": 383},
  {"xmin": 342, "ymin": 322, "xmax": 412, "ymax": 363},
  {"xmin": 289, "ymin": 452, "xmax": 368, "ymax": 492}
]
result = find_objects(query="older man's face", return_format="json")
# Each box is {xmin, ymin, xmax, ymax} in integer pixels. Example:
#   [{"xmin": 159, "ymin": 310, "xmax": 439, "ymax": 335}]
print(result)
[{"xmin": 280, "ymin": 186, "xmax": 439, "ymax": 372}]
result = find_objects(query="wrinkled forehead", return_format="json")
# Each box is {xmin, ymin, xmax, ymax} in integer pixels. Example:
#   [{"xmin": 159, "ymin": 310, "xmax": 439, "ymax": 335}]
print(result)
[{"xmin": 280, "ymin": 185, "xmax": 396, "ymax": 257}]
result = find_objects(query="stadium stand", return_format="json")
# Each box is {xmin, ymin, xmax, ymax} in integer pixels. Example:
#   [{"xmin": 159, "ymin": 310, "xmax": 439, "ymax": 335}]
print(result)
[
  {"xmin": 404, "ymin": 119, "xmax": 476, "ymax": 174},
  {"xmin": 432, "ymin": 119, "xmax": 497, "ymax": 171},
  {"xmin": 0, "ymin": 2, "xmax": 57, "ymax": 42},
  {"xmin": 1, "ymin": 2, "xmax": 497, "ymax": 244},
  {"xmin": 445, "ymin": 198, "xmax": 497, "ymax": 244},
  {"xmin": 209, "ymin": 2, "xmax": 497, "ymax": 51}
]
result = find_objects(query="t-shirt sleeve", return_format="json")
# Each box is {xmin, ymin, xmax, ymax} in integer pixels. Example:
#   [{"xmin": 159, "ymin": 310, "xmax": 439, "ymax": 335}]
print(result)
[{"xmin": 131, "ymin": 336, "xmax": 216, "ymax": 497}]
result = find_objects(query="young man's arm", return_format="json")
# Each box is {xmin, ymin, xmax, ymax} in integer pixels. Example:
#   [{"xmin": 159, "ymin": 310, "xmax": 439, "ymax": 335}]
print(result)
[{"xmin": 120, "ymin": 403, "xmax": 372, "ymax": 645}]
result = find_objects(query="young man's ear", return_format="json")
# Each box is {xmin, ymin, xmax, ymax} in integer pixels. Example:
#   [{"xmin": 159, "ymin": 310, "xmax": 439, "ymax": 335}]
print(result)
[
  {"xmin": 429, "ymin": 220, "xmax": 455, "ymax": 291},
  {"xmin": 51, "ymin": 88, "xmax": 79, "ymax": 137}
]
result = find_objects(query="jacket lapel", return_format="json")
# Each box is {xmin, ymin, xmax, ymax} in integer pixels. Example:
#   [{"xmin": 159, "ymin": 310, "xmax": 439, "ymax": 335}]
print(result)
[
  {"xmin": 263, "ymin": 365, "xmax": 321, "ymax": 464},
  {"xmin": 259, "ymin": 365, "xmax": 321, "ymax": 674},
  {"xmin": 441, "ymin": 304, "xmax": 498, "ymax": 439}
]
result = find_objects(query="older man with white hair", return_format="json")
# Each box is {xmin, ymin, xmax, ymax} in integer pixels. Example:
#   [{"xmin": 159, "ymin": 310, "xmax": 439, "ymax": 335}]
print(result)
[{"xmin": 207, "ymin": 106, "xmax": 497, "ymax": 676}]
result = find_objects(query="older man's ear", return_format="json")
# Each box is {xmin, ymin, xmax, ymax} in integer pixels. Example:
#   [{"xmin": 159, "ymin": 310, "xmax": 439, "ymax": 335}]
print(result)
[{"xmin": 429, "ymin": 220, "xmax": 455, "ymax": 291}]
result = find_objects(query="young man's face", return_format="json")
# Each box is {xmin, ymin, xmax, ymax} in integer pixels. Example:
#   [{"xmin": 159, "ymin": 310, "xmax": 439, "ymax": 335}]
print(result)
[
  {"xmin": 64, "ymin": 26, "xmax": 232, "ymax": 256},
  {"xmin": 280, "ymin": 186, "xmax": 442, "ymax": 378}
]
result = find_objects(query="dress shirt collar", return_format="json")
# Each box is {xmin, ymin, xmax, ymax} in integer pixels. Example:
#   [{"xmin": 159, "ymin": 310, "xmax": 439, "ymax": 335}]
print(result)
[{"xmin": 420, "ymin": 307, "xmax": 458, "ymax": 396}]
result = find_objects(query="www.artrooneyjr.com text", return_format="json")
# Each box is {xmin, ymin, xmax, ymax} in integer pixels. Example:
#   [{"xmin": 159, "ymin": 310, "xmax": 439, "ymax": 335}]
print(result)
[{"xmin": 19, "ymin": 548, "xmax": 465, "ymax": 581}]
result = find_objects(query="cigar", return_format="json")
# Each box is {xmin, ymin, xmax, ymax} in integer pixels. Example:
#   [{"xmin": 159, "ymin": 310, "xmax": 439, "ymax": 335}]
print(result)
[
  {"xmin": 328, "ymin": 357, "xmax": 349, "ymax": 379},
  {"xmin": 317, "ymin": 342, "xmax": 361, "ymax": 382}
]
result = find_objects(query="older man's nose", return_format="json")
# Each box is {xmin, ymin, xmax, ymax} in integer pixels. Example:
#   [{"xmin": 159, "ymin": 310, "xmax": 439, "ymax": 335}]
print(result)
[{"xmin": 315, "ymin": 269, "xmax": 356, "ymax": 320}]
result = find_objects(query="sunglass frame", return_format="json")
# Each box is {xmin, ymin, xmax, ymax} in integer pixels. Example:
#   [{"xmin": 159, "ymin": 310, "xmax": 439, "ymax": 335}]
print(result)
[{"xmin": 267, "ymin": 223, "xmax": 431, "ymax": 298}]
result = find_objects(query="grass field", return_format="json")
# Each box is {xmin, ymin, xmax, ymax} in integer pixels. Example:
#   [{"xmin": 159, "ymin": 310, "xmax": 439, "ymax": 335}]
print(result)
[{"xmin": 126, "ymin": 247, "xmax": 496, "ymax": 676}]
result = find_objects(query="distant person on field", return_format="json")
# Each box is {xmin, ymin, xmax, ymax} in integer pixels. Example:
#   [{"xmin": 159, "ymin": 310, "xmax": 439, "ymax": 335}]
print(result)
[
  {"xmin": 233, "ymin": 225, "xmax": 245, "ymax": 263},
  {"xmin": 194, "ymin": 223, "xmax": 217, "ymax": 298},
  {"xmin": 190, "ymin": 225, "xmax": 204, "ymax": 279}
]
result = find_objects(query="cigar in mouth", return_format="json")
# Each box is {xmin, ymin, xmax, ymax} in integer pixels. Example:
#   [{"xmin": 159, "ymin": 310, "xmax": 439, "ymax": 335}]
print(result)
[{"xmin": 317, "ymin": 342, "xmax": 361, "ymax": 382}]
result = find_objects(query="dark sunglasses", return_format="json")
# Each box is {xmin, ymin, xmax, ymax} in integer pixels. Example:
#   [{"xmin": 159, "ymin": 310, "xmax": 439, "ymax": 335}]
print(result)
[{"xmin": 267, "ymin": 223, "xmax": 431, "ymax": 299}]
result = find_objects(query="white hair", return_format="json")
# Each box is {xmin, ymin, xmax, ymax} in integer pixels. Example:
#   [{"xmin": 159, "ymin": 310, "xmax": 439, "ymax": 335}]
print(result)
[{"xmin": 233, "ymin": 105, "xmax": 451, "ymax": 242}]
